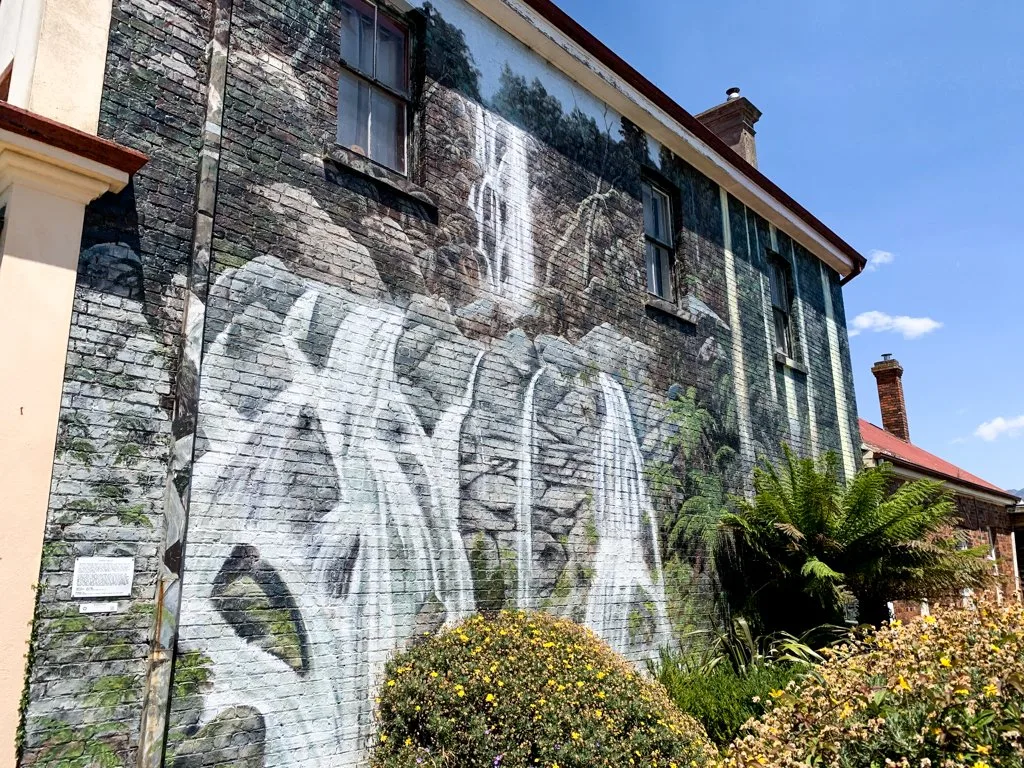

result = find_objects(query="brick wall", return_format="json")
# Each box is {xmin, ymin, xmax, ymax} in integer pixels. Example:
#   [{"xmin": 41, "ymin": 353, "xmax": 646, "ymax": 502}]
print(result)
[
  {"xmin": 19, "ymin": 0, "xmax": 862, "ymax": 765},
  {"xmin": 892, "ymin": 492, "xmax": 1019, "ymax": 622},
  {"xmin": 17, "ymin": 0, "xmax": 210, "ymax": 763}
]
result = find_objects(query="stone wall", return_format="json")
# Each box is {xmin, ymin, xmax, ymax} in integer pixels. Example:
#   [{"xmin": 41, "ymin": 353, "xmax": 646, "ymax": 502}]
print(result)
[{"xmin": 18, "ymin": 0, "xmax": 861, "ymax": 765}]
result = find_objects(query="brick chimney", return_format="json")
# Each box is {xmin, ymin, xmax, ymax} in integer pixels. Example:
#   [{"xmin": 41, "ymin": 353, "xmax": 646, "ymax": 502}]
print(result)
[
  {"xmin": 696, "ymin": 87, "xmax": 763, "ymax": 168},
  {"xmin": 872, "ymin": 354, "xmax": 910, "ymax": 442}
]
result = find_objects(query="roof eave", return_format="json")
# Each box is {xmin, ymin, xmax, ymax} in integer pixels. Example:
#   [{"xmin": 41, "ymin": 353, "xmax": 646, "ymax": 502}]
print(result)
[
  {"xmin": 468, "ymin": 0, "xmax": 867, "ymax": 280},
  {"xmin": 868, "ymin": 450, "xmax": 1021, "ymax": 506}
]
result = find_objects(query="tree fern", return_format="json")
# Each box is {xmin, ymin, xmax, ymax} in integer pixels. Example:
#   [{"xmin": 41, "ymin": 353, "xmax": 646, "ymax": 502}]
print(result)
[{"xmin": 720, "ymin": 445, "xmax": 994, "ymax": 633}]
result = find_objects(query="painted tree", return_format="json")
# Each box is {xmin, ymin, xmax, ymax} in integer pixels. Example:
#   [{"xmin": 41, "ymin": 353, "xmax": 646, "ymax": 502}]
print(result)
[{"xmin": 719, "ymin": 446, "xmax": 994, "ymax": 633}]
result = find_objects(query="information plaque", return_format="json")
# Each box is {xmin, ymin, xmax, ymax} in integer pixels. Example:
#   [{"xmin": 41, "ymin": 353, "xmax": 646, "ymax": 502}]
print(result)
[{"xmin": 71, "ymin": 557, "xmax": 135, "ymax": 599}]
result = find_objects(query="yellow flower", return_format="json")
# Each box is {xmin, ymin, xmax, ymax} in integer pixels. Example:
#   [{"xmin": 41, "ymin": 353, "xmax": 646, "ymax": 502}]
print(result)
[
  {"xmin": 896, "ymin": 675, "xmax": 911, "ymax": 692},
  {"xmin": 924, "ymin": 615, "xmax": 937, "ymax": 625},
  {"xmin": 386, "ymin": 680, "xmax": 396, "ymax": 687},
  {"xmin": 769, "ymin": 689, "xmax": 784, "ymax": 699},
  {"xmin": 485, "ymin": 693, "xmax": 495, "ymax": 703},
  {"xmin": 380, "ymin": 733, "xmax": 388, "ymax": 743},
  {"xmin": 983, "ymin": 683, "xmax": 998, "ymax": 697},
  {"xmin": 940, "ymin": 657, "xmax": 951, "ymax": 667},
  {"xmin": 976, "ymin": 745, "xmax": 991, "ymax": 755},
  {"xmin": 571, "ymin": 731, "xmax": 582, "ymax": 741}
]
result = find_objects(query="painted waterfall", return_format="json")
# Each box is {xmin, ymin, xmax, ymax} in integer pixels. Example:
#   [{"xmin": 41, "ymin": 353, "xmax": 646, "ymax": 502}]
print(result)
[
  {"xmin": 173, "ymin": 265, "xmax": 675, "ymax": 765},
  {"xmin": 467, "ymin": 102, "xmax": 537, "ymax": 315},
  {"xmin": 172, "ymin": 98, "xmax": 674, "ymax": 766}
]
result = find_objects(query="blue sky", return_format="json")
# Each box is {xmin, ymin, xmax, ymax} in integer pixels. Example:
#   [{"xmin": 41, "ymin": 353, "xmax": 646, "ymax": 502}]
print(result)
[{"xmin": 556, "ymin": 0, "xmax": 1024, "ymax": 491}]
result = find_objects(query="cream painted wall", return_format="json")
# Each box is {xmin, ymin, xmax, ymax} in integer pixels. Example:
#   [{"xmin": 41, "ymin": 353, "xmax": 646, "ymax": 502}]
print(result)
[
  {"xmin": 1, "ymin": 0, "xmax": 112, "ymax": 134},
  {"xmin": 0, "ymin": 1, "xmax": 116, "ymax": 761},
  {"xmin": 0, "ymin": 179, "xmax": 89, "ymax": 766}
]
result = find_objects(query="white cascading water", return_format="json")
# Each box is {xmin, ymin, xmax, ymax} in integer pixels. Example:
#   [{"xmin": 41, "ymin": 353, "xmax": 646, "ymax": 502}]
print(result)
[
  {"xmin": 585, "ymin": 373, "xmax": 672, "ymax": 660},
  {"xmin": 466, "ymin": 101, "xmax": 536, "ymax": 314},
  {"xmin": 515, "ymin": 365, "xmax": 548, "ymax": 608},
  {"xmin": 179, "ymin": 295, "xmax": 481, "ymax": 767}
]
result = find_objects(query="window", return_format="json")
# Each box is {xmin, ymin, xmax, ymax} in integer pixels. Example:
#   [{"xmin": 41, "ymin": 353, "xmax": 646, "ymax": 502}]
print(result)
[
  {"xmin": 337, "ymin": 0, "xmax": 409, "ymax": 174},
  {"xmin": 768, "ymin": 255, "xmax": 795, "ymax": 358},
  {"xmin": 642, "ymin": 181, "xmax": 674, "ymax": 300}
]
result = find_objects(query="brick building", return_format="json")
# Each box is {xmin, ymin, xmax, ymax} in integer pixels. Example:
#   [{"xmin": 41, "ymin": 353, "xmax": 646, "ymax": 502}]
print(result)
[
  {"xmin": 861, "ymin": 355, "xmax": 1022, "ymax": 619},
  {"xmin": 1, "ymin": 0, "xmax": 870, "ymax": 765}
]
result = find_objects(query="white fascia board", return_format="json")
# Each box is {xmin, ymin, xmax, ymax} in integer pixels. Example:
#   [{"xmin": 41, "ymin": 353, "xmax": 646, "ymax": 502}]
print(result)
[{"xmin": 462, "ymin": 0, "xmax": 857, "ymax": 278}]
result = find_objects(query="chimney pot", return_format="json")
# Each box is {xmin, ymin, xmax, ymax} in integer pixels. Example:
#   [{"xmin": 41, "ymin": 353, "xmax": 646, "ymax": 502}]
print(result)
[{"xmin": 871, "ymin": 355, "xmax": 910, "ymax": 442}]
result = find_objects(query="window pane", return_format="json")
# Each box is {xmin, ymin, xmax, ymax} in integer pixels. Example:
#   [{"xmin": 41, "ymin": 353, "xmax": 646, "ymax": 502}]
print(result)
[
  {"xmin": 646, "ymin": 242, "xmax": 671, "ymax": 300},
  {"xmin": 337, "ymin": 70, "xmax": 370, "ymax": 155},
  {"xmin": 642, "ymin": 184, "xmax": 672, "ymax": 244},
  {"xmin": 370, "ymin": 86, "xmax": 405, "ymax": 173},
  {"xmin": 658, "ymin": 245, "xmax": 673, "ymax": 300},
  {"xmin": 769, "ymin": 262, "xmax": 789, "ymax": 310},
  {"xmin": 375, "ymin": 13, "xmax": 407, "ymax": 91},
  {"xmin": 642, "ymin": 184, "xmax": 655, "ymax": 236},
  {"xmin": 341, "ymin": 0, "xmax": 375, "ymax": 74},
  {"xmin": 651, "ymin": 189, "xmax": 671, "ymax": 243},
  {"xmin": 774, "ymin": 308, "xmax": 792, "ymax": 356}
]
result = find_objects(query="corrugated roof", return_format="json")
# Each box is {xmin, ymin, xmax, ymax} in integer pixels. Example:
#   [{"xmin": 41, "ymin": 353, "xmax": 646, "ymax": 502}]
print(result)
[{"xmin": 859, "ymin": 419, "xmax": 1020, "ymax": 502}]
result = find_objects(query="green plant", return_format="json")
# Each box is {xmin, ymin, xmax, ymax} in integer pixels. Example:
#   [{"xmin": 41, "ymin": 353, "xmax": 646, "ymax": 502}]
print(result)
[
  {"xmin": 372, "ymin": 610, "xmax": 717, "ymax": 768},
  {"xmin": 723, "ymin": 599, "xmax": 1024, "ymax": 768},
  {"xmin": 651, "ymin": 617, "xmax": 839, "ymax": 746},
  {"xmin": 720, "ymin": 446, "xmax": 993, "ymax": 633},
  {"xmin": 655, "ymin": 657, "xmax": 801, "ymax": 746}
]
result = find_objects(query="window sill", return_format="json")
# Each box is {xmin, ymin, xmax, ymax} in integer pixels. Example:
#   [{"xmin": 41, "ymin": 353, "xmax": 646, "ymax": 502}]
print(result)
[
  {"xmin": 645, "ymin": 294, "xmax": 697, "ymax": 325},
  {"xmin": 323, "ymin": 144, "xmax": 438, "ymax": 212},
  {"xmin": 775, "ymin": 351, "xmax": 808, "ymax": 375}
]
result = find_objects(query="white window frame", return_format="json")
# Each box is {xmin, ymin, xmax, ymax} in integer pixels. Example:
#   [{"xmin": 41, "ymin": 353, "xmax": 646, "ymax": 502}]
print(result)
[
  {"xmin": 337, "ymin": 0, "xmax": 410, "ymax": 175},
  {"xmin": 642, "ymin": 181, "xmax": 675, "ymax": 301},
  {"xmin": 768, "ymin": 253, "xmax": 795, "ymax": 359}
]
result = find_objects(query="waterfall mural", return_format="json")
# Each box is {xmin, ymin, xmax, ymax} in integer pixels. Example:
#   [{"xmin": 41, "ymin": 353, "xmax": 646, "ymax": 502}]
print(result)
[
  {"xmin": 14, "ymin": 1, "xmax": 863, "ymax": 766},
  {"xmin": 467, "ymin": 102, "xmax": 537, "ymax": 315},
  {"xmin": 172, "ymin": 257, "xmax": 683, "ymax": 764},
  {"xmin": 162, "ymin": 5, "xmax": 738, "ymax": 765}
]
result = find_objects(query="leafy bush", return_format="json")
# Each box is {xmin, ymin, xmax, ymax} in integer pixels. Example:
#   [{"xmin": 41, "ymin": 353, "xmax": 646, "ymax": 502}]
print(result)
[
  {"xmin": 656, "ymin": 659, "xmax": 801, "ymax": 746},
  {"xmin": 723, "ymin": 600, "xmax": 1024, "ymax": 768},
  {"xmin": 652, "ymin": 617, "xmax": 827, "ymax": 746},
  {"xmin": 372, "ymin": 611, "xmax": 717, "ymax": 768}
]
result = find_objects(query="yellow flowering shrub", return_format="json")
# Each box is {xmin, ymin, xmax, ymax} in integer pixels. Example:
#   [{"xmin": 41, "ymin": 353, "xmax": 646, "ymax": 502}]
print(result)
[
  {"xmin": 372, "ymin": 611, "xmax": 717, "ymax": 768},
  {"xmin": 723, "ymin": 600, "xmax": 1024, "ymax": 768}
]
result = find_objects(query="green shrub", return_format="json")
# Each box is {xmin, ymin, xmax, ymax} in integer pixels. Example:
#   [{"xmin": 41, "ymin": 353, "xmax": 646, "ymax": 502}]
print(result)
[
  {"xmin": 656, "ymin": 659, "xmax": 803, "ymax": 746},
  {"xmin": 372, "ymin": 611, "xmax": 717, "ymax": 768},
  {"xmin": 723, "ymin": 599, "xmax": 1024, "ymax": 768}
]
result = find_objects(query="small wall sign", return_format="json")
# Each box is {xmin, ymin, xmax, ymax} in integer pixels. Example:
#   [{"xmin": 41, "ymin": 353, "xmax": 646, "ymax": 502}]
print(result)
[
  {"xmin": 79, "ymin": 602, "xmax": 120, "ymax": 614},
  {"xmin": 71, "ymin": 557, "xmax": 135, "ymax": 599}
]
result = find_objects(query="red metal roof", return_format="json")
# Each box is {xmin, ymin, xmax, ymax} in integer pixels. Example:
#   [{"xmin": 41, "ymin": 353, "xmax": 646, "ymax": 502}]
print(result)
[{"xmin": 859, "ymin": 419, "xmax": 1020, "ymax": 502}]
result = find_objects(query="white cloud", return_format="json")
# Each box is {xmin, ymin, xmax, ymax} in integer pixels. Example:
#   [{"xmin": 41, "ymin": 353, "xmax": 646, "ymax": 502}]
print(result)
[
  {"xmin": 848, "ymin": 311, "xmax": 942, "ymax": 339},
  {"xmin": 866, "ymin": 249, "xmax": 896, "ymax": 272},
  {"xmin": 974, "ymin": 415, "xmax": 1024, "ymax": 442}
]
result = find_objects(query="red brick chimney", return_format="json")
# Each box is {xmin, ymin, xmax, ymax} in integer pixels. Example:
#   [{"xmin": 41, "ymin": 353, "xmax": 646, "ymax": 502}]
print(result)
[
  {"xmin": 696, "ymin": 87, "xmax": 763, "ymax": 168},
  {"xmin": 872, "ymin": 354, "xmax": 910, "ymax": 442}
]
